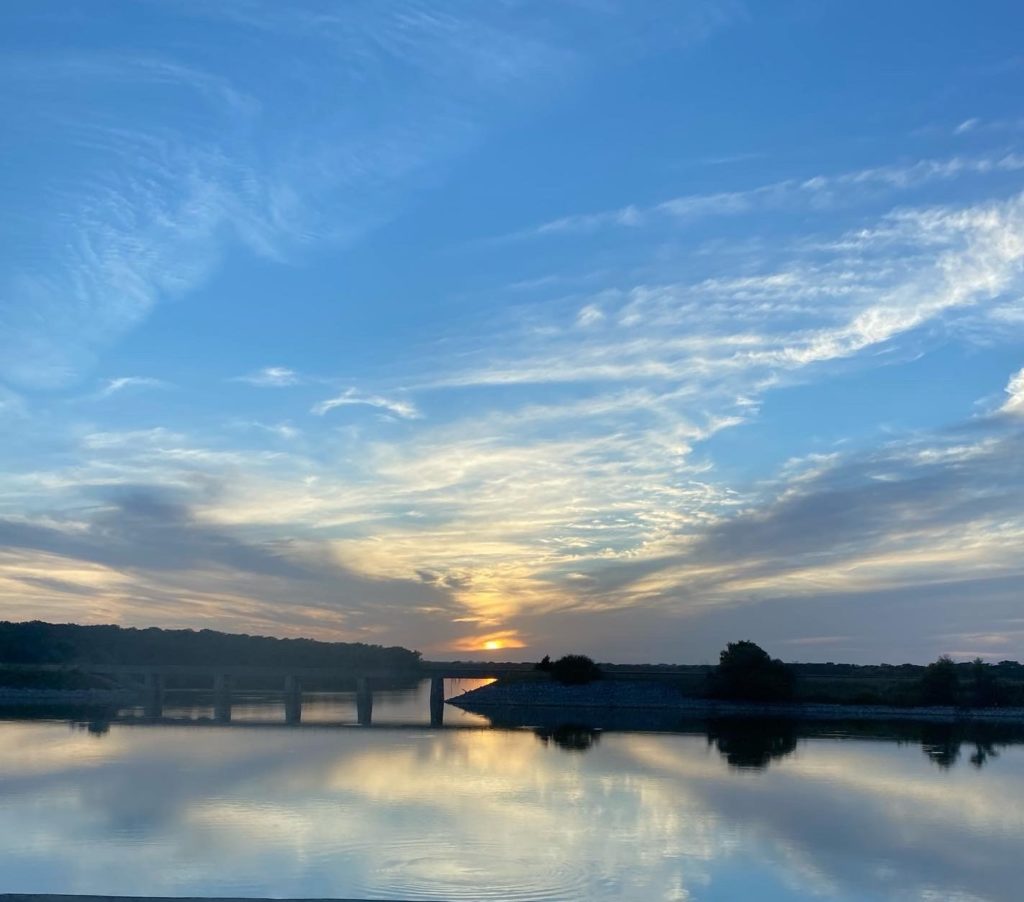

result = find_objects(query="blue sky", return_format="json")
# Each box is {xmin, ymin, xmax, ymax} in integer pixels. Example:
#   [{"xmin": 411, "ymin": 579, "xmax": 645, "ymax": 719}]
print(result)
[{"xmin": 2, "ymin": 0, "xmax": 1023, "ymax": 662}]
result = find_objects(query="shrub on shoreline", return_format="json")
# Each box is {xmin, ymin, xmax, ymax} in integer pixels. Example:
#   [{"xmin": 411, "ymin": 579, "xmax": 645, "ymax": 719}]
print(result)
[
  {"xmin": 548, "ymin": 654, "xmax": 602, "ymax": 685},
  {"xmin": 709, "ymin": 641, "xmax": 795, "ymax": 702}
]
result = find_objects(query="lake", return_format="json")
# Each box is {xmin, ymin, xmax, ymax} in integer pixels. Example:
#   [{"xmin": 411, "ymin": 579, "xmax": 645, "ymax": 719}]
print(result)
[{"xmin": 2, "ymin": 679, "xmax": 1023, "ymax": 901}]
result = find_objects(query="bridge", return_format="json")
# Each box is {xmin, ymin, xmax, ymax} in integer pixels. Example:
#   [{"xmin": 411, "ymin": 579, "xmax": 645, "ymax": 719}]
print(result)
[
  {"xmin": 1, "ymin": 659, "xmax": 698, "ymax": 725},
  {"xmin": 0, "ymin": 660, "xmax": 541, "ymax": 726}
]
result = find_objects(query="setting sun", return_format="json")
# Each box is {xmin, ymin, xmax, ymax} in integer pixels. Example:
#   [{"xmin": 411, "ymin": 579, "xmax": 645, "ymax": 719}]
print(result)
[{"xmin": 450, "ymin": 631, "xmax": 526, "ymax": 653}]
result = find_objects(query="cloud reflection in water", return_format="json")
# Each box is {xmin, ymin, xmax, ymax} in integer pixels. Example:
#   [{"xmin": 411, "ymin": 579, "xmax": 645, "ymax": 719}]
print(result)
[{"xmin": 0, "ymin": 718, "xmax": 1021, "ymax": 901}]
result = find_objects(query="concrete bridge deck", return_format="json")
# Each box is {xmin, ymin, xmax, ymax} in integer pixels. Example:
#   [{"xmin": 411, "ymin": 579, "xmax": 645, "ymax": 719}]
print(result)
[
  {"xmin": 1, "ymin": 659, "xmax": 690, "ymax": 679},
  {"xmin": 0, "ymin": 660, "xmax": 536, "ymax": 726},
  {"xmin": 0, "ymin": 659, "xmax": 691, "ymax": 725},
  {"xmin": 0, "ymin": 660, "xmax": 536, "ymax": 681}
]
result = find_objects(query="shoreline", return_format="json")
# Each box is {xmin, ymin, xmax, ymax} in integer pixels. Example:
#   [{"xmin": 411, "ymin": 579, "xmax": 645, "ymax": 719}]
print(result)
[
  {"xmin": 450, "ymin": 679, "xmax": 1024, "ymax": 723},
  {"xmin": 5, "ymin": 682, "xmax": 1024, "ymax": 725}
]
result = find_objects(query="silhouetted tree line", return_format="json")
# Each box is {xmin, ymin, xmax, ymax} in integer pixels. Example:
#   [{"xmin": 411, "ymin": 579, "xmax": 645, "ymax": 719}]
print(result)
[
  {"xmin": 527, "ymin": 643, "xmax": 1024, "ymax": 708},
  {"xmin": 704, "ymin": 642, "xmax": 1024, "ymax": 708},
  {"xmin": 535, "ymin": 653, "xmax": 603, "ymax": 684},
  {"xmin": 916, "ymin": 655, "xmax": 1023, "ymax": 707},
  {"xmin": 0, "ymin": 621, "xmax": 421, "ymax": 672}
]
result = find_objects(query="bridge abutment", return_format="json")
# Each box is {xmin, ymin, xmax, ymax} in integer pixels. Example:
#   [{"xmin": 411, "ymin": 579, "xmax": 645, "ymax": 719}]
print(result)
[
  {"xmin": 143, "ymin": 672, "xmax": 164, "ymax": 718},
  {"xmin": 213, "ymin": 673, "xmax": 233, "ymax": 722},
  {"xmin": 356, "ymin": 677, "xmax": 373, "ymax": 725},
  {"xmin": 284, "ymin": 674, "xmax": 302, "ymax": 724},
  {"xmin": 429, "ymin": 676, "xmax": 445, "ymax": 727}
]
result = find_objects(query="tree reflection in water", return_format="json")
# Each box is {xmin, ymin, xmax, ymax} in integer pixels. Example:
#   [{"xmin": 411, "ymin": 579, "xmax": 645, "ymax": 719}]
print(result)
[
  {"xmin": 534, "ymin": 724, "xmax": 601, "ymax": 752},
  {"xmin": 969, "ymin": 742, "xmax": 1000, "ymax": 768},
  {"xmin": 705, "ymin": 718, "xmax": 799, "ymax": 770},
  {"xmin": 86, "ymin": 718, "xmax": 111, "ymax": 736},
  {"xmin": 36, "ymin": 696, "xmax": 1024, "ymax": 774},
  {"xmin": 919, "ymin": 723, "xmax": 1006, "ymax": 770}
]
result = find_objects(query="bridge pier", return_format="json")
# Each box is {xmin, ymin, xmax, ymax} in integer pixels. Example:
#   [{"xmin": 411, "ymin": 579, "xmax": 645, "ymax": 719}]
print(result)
[
  {"xmin": 213, "ymin": 673, "xmax": 233, "ymax": 722},
  {"xmin": 284, "ymin": 674, "xmax": 302, "ymax": 724},
  {"xmin": 429, "ymin": 676, "xmax": 445, "ymax": 727},
  {"xmin": 143, "ymin": 672, "xmax": 164, "ymax": 718},
  {"xmin": 356, "ymin": 677, "xmax": 373, "ymax": 726}
]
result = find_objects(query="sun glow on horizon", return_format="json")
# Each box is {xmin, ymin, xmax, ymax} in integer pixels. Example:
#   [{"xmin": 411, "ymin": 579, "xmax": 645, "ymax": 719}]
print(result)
[{"xmin": 449, "ymin": 630, "xmax": 527, "ymax": 654}]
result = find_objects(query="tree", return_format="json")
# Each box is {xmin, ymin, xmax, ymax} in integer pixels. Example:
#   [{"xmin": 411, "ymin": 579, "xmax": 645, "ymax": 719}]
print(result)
[
  {"xmin": 708, "ymin": 640, "xmax": 795, "ymax": 702},
  {"xmin": 919, "ymin": 655, "xmax": 959, "ymax": 706},
  {"xmin": 549, "ymin": 654, "xmax": 602, "ymax": 685},
  {"xmin": 969, "ymin": 658, "xmax": 998, "ymax": 708}
]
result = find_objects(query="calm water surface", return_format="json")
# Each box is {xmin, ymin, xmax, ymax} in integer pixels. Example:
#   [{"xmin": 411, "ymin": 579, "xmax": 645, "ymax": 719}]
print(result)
[{"xmin": 2, "ymin": 680, "xmax": 1023, "ymax": 901}]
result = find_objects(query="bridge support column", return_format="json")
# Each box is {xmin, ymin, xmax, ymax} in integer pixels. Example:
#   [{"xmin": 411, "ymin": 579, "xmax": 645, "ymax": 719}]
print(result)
[
  {"xmin": 284, "ymin": 674, "xmax": 302, "ymax": 724},
  {"xmin": 356, "ymin": 677, "xmax": 373, "ymax": 726},
  {"xmin": 143, "ymin": 672, "xmax": 164, "ymax": 719},
  {"xmin": 429, "ymin": 676, "xmax": 445, "ymax": 727},
  {"xmin": 214, "ymin": 673, "xmax": 233, "ymax": 722}
]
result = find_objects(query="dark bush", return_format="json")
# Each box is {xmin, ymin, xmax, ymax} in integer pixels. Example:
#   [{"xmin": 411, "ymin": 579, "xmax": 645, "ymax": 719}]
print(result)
[
  {"xmin": 549, "ymin": 654, "xmax": 602, "ymax": 685},
  {"xmin": 708, "ymin": 640, "xmax": 795, "ymax": 702}
]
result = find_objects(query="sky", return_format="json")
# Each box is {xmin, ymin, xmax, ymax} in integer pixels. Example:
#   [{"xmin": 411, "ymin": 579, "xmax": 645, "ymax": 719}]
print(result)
[{"xmin": 1, "ymin": 0, "xmax": 1023, "ymax": 664}]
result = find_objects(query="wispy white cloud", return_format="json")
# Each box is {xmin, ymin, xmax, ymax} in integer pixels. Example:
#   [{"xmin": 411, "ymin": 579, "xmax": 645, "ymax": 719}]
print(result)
[
  {"xmin": 950, "ymin": 115, "xmax": 1024, "ymax": 137},
  {"xmin": 245, "ymin": 421, "xmax": 301, "ymax": 440},
  {"xmin": 509, "ymin": 153, "xmax": 1024, "ymax": 240},
  {"xmin": 0, "ymin": 2, "xmax": 742, "ymax": 390},
  {"xmin": 1, "ymin": 157, "xmax": 237, "ymax": 388},
  {"xmin": 1002, "ymin": 367, "xmax": 1024, "ymax": 415},
  {"xmin": 234, "ymin": 367, "xmax": 301, "ymax": 387},
  {"xmin": 440, "ymin": 192, "xmax": 1024, "ymax": 394},
  {"xmin": 312, "ymin": 389, "xmax": 421, "ymax": 420},
  {"xmin": 0, "ymin": 52, "xmax": 261, "ymax": 120},
  {"xmin": 79, "ymin": 427, "xmax": 187, "ymax": 451},
  {"xmin": 576, "ymin": 304, "xmax": 606, "ymax": 327},
  {"xmin": 96, "ymin": 376, "xmax": 169, "ymax": 398}
]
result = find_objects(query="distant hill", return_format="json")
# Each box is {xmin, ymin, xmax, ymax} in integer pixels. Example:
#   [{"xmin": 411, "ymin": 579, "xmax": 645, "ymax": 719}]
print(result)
[{"xmin": 0, "ymin": 620, "xmax": 421, "ymax": 673}]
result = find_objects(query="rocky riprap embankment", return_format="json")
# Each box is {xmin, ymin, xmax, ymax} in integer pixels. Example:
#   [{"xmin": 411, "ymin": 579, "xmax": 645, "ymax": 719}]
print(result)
[
  {"xmin": 450, "ymin": 678, "xmax": 1024, "ymax": 723},
  {"xmin": 451, "ymin": 679, "xmax": 684, "ymax": 709}
]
